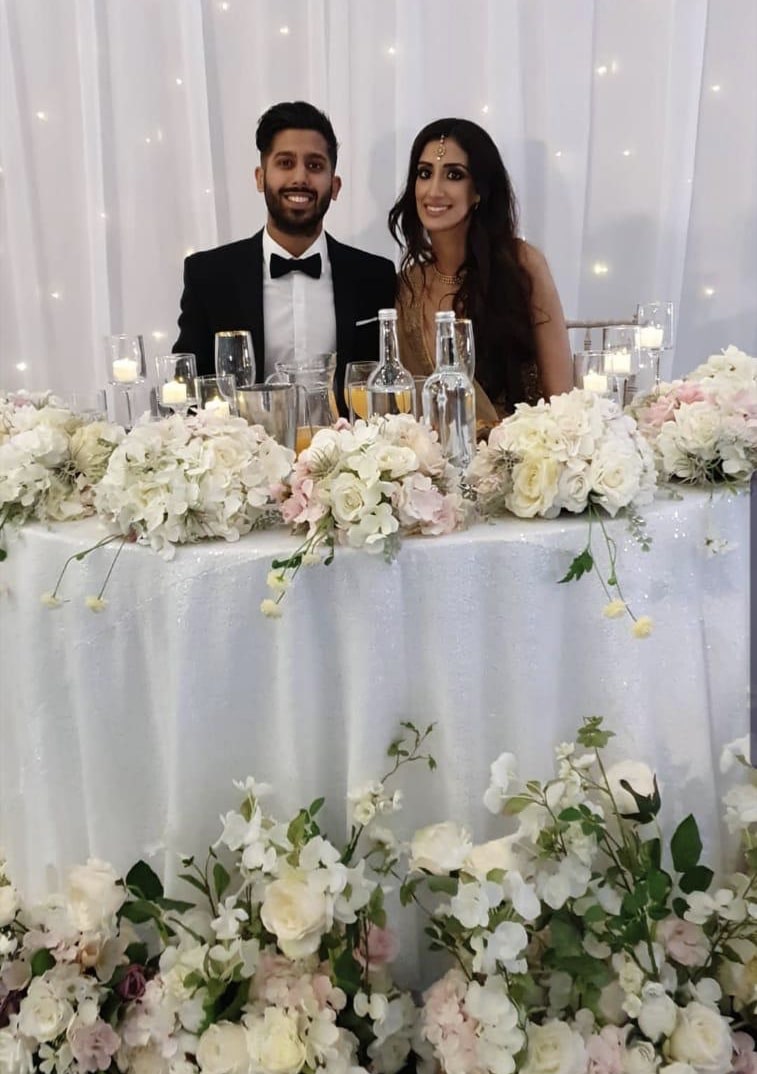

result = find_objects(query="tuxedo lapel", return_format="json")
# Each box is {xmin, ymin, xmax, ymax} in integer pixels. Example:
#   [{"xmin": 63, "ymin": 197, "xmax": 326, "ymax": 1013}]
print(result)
[{"xmin": 234, "ymin": 230, "xmax": 265, "ymax": 382}]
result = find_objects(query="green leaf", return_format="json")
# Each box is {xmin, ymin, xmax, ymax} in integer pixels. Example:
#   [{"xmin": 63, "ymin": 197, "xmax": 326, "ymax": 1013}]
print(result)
[
  {"xmin": 679, "ymin": 865, "xmax": 714, "ymax": 894},
  {"xmin": 179, "ymin": 872, "xmax": 209, "ymax": 897},
  {"xmin": 671, "ymin": 815, "xmax": 702, "ymax": 873},
  {"xmin": 120, "ymin": 899, "xmax": 162, "ymax": 925},
  {"xmin": 156, "ymin": 897, "xmax": 196, "ymax": 914},
  {"xmin": 426, "ymin": 876, "xmax": 458, "ymax": 895},
  {"xmin": 503, "ymin": 794, "xmax": 533, "ymax": 815},
  {"xmin": 124, "ymin": 942, "xmax": 149, "ymax": 964},
  {"xmin": 0, "ymin": 548, "xmax": 6, "ymax": 562},
  {"xmin": 577, "ymin": 718, "xmax": 615, "ymax": 750},
  {"xmin": 582, "ymin": 904, "xmax": 606, "ymax": 924},
  {"xmin": 559, "ymin": 807, "xmax": 583, "ymax": 822},
  {"xmin": 213, "ymin": 863, "xmax": 231, "ymax": 902},
  {"xmin": 214, "ymin": 980, "xmax": 248, "ymax": 1023},
  {"xmin": 331, "ymin": 947, "xmax": 362, "ymax": 997},
  {"xmin": 30, "ymin": 948, "xmax": 56, "ymax": 976},
  {"xmin": 125, "ymin": 860, "xmax": 164, "ymax": 901},
  {"xmin": 672, "ymin": 897, "xmax": 688, "ymax": 918},
  {"xmin": 309, "ymin": 797, "xmax": 325, "ymax": 817},
  {"xmin": 648, "ymin": 869, "xmax": 672, "ymax": 903},
  {"xmin": 617, "ymin": 776, "xmax": 661, "ymax": 823},
  {"xmin": 559, "ymin": 548, "xmax": 594, "ymax": 584}
]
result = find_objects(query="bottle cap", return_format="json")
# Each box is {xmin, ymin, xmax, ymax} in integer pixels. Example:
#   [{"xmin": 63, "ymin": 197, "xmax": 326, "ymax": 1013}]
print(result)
[
  {"xmin": 434, "ymin": 310, "xmax": 455, "ymax": 322},
  {"xmin": 378, "ymin": 308, "xmax": 398, "ymax": 320}
]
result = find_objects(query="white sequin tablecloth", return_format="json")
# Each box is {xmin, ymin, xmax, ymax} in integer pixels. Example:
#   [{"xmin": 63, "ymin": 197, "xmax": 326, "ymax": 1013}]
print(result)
[{"xmin": 0, "ymin": 488, "xmax": 749, "ymax": 984}]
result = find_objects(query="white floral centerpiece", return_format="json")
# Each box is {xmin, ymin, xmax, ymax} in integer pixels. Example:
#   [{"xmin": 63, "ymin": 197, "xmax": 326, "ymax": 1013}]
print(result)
[
  {"xmin": 629, "ymin": 346, "xmax": 757, "ymax": 485},
  {"xmin": 403, "ymin": 717, "xmax": 757, "ymax": 1074},
  {"xmin": 262, "ymin": 414, "xmax": 466, "ymax": 616},
  {"xmin": 468, "ymin": 389, "xmax": 657, "ymax": 631},
  {"xmin": 94, "ymin": 411, "xmax": 294, "ymax": 556},
  {"xmin": 0, "ymin": 724, "xmax": 432, "ymax": 1073},
  {"xmin": 0, "ymin": 391, "xmax": 124, "ymax": 559}
]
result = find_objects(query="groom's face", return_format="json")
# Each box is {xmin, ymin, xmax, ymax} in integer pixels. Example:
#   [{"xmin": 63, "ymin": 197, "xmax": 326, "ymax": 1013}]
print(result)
[{"xmin": 256, "ymin": 129, "xmax": 341, "ymax": 237}]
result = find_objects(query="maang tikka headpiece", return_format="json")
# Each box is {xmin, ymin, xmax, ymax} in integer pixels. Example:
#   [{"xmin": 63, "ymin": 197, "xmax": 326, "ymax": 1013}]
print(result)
[{"xmin": 436, "ymin": 134, "xmax": 447, "ymax": 160}]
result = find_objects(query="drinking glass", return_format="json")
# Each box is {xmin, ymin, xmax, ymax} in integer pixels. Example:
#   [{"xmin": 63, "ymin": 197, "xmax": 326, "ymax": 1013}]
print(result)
[
  {"xmin": 344, "ymin": 361, "xmax": 378, "ymax": 422},
  {"xmin": 454, "ymin": 319, "xmax": 476, "ymax": 381},
  {"xmin": 636, "ymin": 302, "xmax": 675, "ymax": 386},
  {"xmin": 154, "ymin": 353, "xmax": 197, "ymax": 415},
  {"xmin": 194, "ymin": 374, "xmax": 238, "ymax": 417},
  {"xmin": 579, "ymin": 351, "xmax": 612, "ymax": 397},
  {"xmin": 236, "ymin": 384, "xmax": 298, "ymax": 449},
  {"xmin": 59, "ymin": 390, "xmax": 107, "ymax": 421},
  {"xmin": 215, "ymin": 330, "xmax": 254, "ymax": 388},
  {"xmin": 602, "ymin": 326, "xmax": 640, "ymax": 407}
]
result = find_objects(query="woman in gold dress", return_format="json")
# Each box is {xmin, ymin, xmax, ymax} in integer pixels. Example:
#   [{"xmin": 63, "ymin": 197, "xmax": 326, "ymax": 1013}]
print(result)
[{"xmin": 389, "ymin": 118, "xmax": 573, "ymax": 434}]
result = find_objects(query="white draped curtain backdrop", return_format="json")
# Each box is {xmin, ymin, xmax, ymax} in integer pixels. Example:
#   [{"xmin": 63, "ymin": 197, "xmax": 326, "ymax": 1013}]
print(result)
[{"xmin": 1, "ymin": 0, "xmax": 755, "ymax": 393}]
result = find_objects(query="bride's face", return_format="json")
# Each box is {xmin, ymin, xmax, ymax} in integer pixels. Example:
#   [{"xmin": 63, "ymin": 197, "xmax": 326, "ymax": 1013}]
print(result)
[{"xmin": 414, "ymin": 138, "xmax": 479, "ymax": 237}]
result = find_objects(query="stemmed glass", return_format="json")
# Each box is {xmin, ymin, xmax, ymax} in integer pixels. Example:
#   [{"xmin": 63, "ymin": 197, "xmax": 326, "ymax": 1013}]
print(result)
[
  {"xmin": 154, "ymin": 353, "xmax": 197, "ymax": 416},
  {"xmin": 104, "ymin": 334, "xmax": 148, "ymax": 429},
  {"xmin": 602, "ymin": 326, "xmax": 640, "ymax": 408},
  {"xmin": 344, "ymin": 362, "xmax": 378, "ymax": 422},
  {"xmin": 215, "ymin": 331, "xmax": 254, "ymax": 388},
  {"xmin": 454, "ymin": 319, "xmax": 476, "ymax": 381},
  {"xmin": 636, "ymin": 302, "xmax": 674, "ymax": 387}
]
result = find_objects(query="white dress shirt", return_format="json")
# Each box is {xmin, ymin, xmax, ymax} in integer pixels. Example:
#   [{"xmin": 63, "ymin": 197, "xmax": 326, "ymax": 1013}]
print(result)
[{"xmin": 261, "ymin": 228, "xmax": 337, "ymax": 379}]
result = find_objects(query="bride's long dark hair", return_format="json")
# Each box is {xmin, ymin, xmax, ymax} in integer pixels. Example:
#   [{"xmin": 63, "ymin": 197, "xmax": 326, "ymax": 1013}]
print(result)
[{"xmin": 388, "ymin": 118, "xmax": 540, "ymax": 408}]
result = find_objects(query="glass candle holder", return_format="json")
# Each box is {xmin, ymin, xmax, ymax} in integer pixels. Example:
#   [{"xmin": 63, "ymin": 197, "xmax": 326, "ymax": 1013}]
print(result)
[
  {"xmin": 155, "ymin": 353, "xmax": 197, "ymax": 415},
  {"xmin": 194, "ymin": 374, "xmax": 238, "ymax": 417},
  {"xmin": 580, "ymin": 351, "xmax": 612, "ymax": 396},
  {"xmin": 602, "ymin": 326, "xmax": 640, "ymax": 407},
  {"xmin": 104, "ymin": 334, "xmax": 146, "ymax": 384},
  {"xmin": 636, "ymin": 302, "xmax": 675, "ymax": 386}
]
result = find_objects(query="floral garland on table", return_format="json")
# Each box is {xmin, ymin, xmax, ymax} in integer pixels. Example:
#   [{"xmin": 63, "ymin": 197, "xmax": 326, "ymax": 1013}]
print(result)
[
  {"xmin": 403, "ymin": 717, "xmax": 757, "ymax": 1074},
  {"xmin": 468, "ymin": 388, "xmax": 657, "ymax": 634},
  {"xmin": 45, "ymin": 411, "xmax": 294, "ymax": 609},
  {"xmin": 0, "ymin": 723, "xmax": 434, "ymax": 1074},
  {"xmin": 628, "ymin": 346, "xmax": 757, "ymax": 486},
  {"xmin": 262, "ymin": 414, "xmax": 467, "ymax": 616},
  {"xmin": 0, "ymin": 391, "xmax": 123, "ymax": 560}
]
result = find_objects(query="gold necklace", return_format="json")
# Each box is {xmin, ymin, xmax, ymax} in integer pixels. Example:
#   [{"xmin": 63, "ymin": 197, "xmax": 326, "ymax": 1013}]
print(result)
[{"xmin": 431, "ymin": 262, "xmax": 463, "ymax": 287}]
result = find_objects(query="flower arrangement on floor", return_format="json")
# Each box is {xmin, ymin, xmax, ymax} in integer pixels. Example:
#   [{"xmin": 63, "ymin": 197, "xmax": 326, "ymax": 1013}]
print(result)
[
  {"xmin": 261, "ymin": 414, "xmax": 467, "ymax": 616},
  {"xmin": 0, "ymin": 723, "xmax": 434, "ymax": 1073},
  {"xmin": 0, "ymin": 391, "xmax": 123, "ymax": 560},
  {"xmin": 468, "ymin": 389, "xmax": 657, "ymax": 633},
  {"xmin": 629, "ymin": 346, "xmax": 757, "ymax": 486},
  {"xmin": 402, "ymin": 717, "xmax": 757, "ymax": 1074}
]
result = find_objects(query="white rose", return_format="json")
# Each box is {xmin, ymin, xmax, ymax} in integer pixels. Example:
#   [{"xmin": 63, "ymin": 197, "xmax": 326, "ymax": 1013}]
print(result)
[
  {"xmin": 589, "ymin": 440, "xmax": 643, "ymax": 516},
  {"xmin": 247, "ymin": 1008, "xmax": 307, "ymax": 1074},
  {"xmin": 623, "ymin": 1041, "xmax": 660, "ymax": 1074},
  {"xmin": 409, "ymin": 822, "xmax": 472, "ymax": 875},
  {"xmin": 196, "ymin": 1021, "xmax": 251, "ymax": 1074},
  {"xmin": 464, "ymin": 836, "xmax": 520, "ymax": 880},
  {"xmin": 0, "ymin": 883, "xmax": 19, "ymax": 926},
  {"xmin": 660, "ymin": 1065, "xmax": 698, "ymax": 1074},
  {"xmin": 638, "ymin": 983, "xmax": 678, "ymax": 1042},
  {"xmin": 0, "ymin": 1029, "xmax": 33, "ymax": 1074},
  {"xmin": 521, "ymin": 1020, "xmax": 587, "ymax": 1074},
  {"xmin": 666, "ymin": 1002, "xmax": 732, "ymax": 1074},
  {"xmin": 556, "ymin": 459, "xmax": 592, "ymax": 512},
  {"xmin": 605, "ymin": 761, "xmax": 656, "ymax": 816},
  {"xmin": 18, "ymin": 978, "xmax": 73, "ymax": 1043},
  {"xmin": 66, "ymin": 858, "xmax": 125, "ymax": 932},
  {"xmin": 69, "ymin": 421, "xmax": 123, "ymax": 482},
  {"xmin": 260, "ymin": 874, "xmax": 331, "ymax": 959},
  {"xmin": 329, "ymin": 472, "xmax": 382, "ymax": 526},
  {"xmin": 128, "ymin": 1045, "xmax": 170, "ymax": 1074},
  {"xmin": 506, "ymin": 455, "xmax": 561, "ymax": 518}
]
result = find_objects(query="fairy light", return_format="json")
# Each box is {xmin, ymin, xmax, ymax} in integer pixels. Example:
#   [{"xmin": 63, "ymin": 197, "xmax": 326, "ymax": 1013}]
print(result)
[
  {"xmin": 596, "ymin": 65, "xmax": 608, "ymax": 76},
  {"xmin": 554, "ymin": 150, "xmax": 562, "ymax": 158},
  {"xmin": 50, "ymin": 291, "xmax": 61, "ymax": 300},
  {"xmin": 592, "ymin": 262, "xmax": 609, "ymax": 276},
  {"xmin": 152, "ymin": 330, "xmax": 167, "ymax": 340},
  {"xmin": 387, "ymin": 45, "xmax": 396, "ymax": 56},
  {"xmin": 35, "ymin": 111, "xmax": 48, "ymax": 121},
  {"xmin": 703, "ymin": 287, "xmax": 715, "ymax": 297},
  {"xmin": 622, "ymin": 149, "xmax": 632, "ymax": 157},
  {"xmin": 710, "ymin": 84, "xmax": 721, "ymax": 93},
  {"xmin": 481, "ymin": 105, "xmax": 489, "ymax": 115},
  {"xmin": 175, "ymin": 77, "xmax": 183, "ymax": 86},
  {"xmin": 16, "ymin": 363, "xmax": 27, "ymax": 372},
  {"xmin": 279, "ymin": 25, "xmax": 290, "ymax": 34}
]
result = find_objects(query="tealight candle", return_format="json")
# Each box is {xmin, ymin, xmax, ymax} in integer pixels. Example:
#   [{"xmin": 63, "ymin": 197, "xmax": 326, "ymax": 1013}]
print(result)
[
  {"xmin": 204, "ymin": 398, "xmax": 230, "ymax": 417},
  {"xmin": 112, "ymin": 358, "xmax": 139, "ymax": 383},
  {"xmin": 639, "ymin": 326, "xmax": 664, "ymax": 349},
  {"xmin": 161, "ymin": 380, "xmax": 188, "ymax": 405},
  {"xmin": 583, "ymin": 372, "xmax": 609, "ymax": 394},
  {"xmin": 605, "ymin": 349, "xmax": 632, "ymax": 375}
]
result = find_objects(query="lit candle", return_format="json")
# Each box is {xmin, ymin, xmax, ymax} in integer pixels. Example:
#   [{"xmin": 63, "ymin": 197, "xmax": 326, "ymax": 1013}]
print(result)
[
  {"xmin": 605, "ymin": 349, "xmax": 631, "ymax": 375},
  {"xmin": 204, "ymin": 398, "xmax": 230, "ymax": 417},
  {"xmin": 639, "ymin": 326, "xmax": 664, "ymax": 349},
  {"xmin": 112, "ymin": 358, "xmax": 139, "ymax": 383},
  {"xmin": 161, "ymin": 380, "xmax": 187, "ymax": 405},
  {"xmin": 583, "ymin": 372, "xmax": 609, "ymax": 394}
]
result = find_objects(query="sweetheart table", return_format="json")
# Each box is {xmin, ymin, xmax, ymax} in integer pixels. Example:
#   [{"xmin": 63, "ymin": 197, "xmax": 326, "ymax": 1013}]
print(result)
[{"xmin": 0, "ymin": 488, "xmax": 748, "ymax": 982}]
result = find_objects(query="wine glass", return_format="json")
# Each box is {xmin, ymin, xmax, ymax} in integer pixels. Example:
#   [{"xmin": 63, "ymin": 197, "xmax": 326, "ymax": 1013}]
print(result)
[
  {"xmin": 344, "ymin": 361, "xmax": 378, "ymax": 422},
  {"xmin": 154, "ymin": 353, "xmax": 197, "ymax": 415},
  {"xmin": 602, "ymin": 326, "xmax": 640, "ymax": 407},
  {"xmin": 636, "ymin": 302, "xmax": 674, "ymax": 387},
  {"xmin": 215, "ymin": 330, "xmax": 254, "ymax": 388},
  {"xmin": 454, "ymin": 319, "xmax": 476, "ymax": 381},
  {"xmin": 104, "ymin": 334, "xmax": 148, "ymax": 428}
]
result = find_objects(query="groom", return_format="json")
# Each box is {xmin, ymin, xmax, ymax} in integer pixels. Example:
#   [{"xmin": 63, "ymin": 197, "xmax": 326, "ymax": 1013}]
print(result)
[{"xmin": 172, "ymin": 100, "xmax": 396, "ymax": 407}]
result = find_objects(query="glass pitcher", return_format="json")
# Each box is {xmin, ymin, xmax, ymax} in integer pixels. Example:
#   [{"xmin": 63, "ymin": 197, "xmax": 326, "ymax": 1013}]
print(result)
[{"xmin": 266, "ymin": 353, "xmax": 339, "ymax": 453}]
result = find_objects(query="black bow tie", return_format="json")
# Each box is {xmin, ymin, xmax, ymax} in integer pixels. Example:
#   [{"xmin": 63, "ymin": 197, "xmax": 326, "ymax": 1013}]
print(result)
[{"xmin": 269, "ymin": 252, "xmax": 322, "ymax": 280}]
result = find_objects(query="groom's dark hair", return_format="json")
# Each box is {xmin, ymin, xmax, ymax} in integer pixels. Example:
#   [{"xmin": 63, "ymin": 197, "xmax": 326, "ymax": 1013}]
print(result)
[{"xmin": 256, "ymin": 101, "xmax": 339, "ymax": 170}]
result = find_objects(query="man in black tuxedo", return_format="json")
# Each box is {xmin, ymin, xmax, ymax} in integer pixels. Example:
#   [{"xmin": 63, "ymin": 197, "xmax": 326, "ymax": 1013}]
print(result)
[{"xmin": 173, "ymin": 100, "xmax": 396, "ymax": 409}]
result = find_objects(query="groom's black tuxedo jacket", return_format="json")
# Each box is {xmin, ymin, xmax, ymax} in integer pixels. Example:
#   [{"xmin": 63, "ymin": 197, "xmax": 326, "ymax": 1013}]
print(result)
[{"xmin": 173, "ymin": 229, "xmax": 397, "ymax": 408}]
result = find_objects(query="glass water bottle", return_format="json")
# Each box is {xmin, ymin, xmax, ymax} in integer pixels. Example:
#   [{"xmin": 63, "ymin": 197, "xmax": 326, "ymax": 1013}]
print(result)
[
  {"xmin": 422, "ymin": 310, "xmax": 476, "ymax": 468},
  {"xmin": 366, "ymin": 309, "xmax": 416, "ymax": 417}
]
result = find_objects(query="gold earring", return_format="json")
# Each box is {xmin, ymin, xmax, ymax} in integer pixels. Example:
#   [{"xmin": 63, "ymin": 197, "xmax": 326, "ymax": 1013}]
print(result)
[{"xmin": 436, "ymin": 135, "xmax": 446, "ymax": 160}]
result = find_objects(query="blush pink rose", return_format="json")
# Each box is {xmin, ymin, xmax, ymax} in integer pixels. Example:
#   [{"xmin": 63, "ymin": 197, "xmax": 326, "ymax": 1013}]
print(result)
[
  {"xmin": 587, "ymin": 1025, "xmax": 628, "ymax": 1074},
  {"xmin": 732, "ymin": 1032, "xmax": 757, "ymax": 1074},
  {"xmin": 656, "ymin": 917, "xmax": 709, "ymax": 967},
  {"xmin": 674, "ymin": 383, "xmax": 708, "ymax": 405},
  {"xmin": 355, "ymin": 925, "xmax": 400, "ymax": 970},
  {"xmin": 69, "ymin": 1019, "xmax": 120, "ymax": 1073}
]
